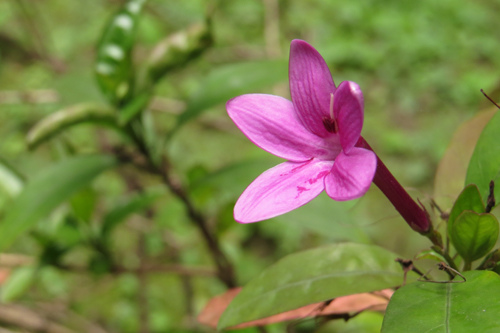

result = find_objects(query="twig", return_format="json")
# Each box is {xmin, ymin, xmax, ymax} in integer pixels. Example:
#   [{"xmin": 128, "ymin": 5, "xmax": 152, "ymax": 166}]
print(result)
[
  {"xmin": 418, "ymin": 262, "xmax": 466, "ymax": 283},
  {"xmin": 486, "ymin": 180, "xmax": 495, "ymax": 213},
  {"xmin": 429, "ymin": 199, "xmax": 449, "ymax": 221},
  {"xmin": 122, "ymin": 124, "xmax": 237, "ymax": 288},
  {"xmin": 158, "ymin": 157, "xmax": 236, "ymax": 287},
  {"xmin": 395, "ymin": 258, "xmax": 428, "ymax": 285},
  {"xmin": 481, "ymin": 89, "xmax": 500, "ymax": 109}
]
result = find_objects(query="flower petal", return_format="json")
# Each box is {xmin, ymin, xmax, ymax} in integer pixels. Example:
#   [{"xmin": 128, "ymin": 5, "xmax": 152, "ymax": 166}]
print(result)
[
  {"xmin": 289, "ymin": 40, "xmax": 336, "ymax": 138},
  {"xmin": 234, "ymin": 160, "xmax": 333, "ymax": 223},
  {"xmin": 334, "ymin": 81, "xmax": 364, "ymax": 152},
  {"xmin": 324, "ymin": 147, "xmax": 376, "ymax": 201},
  {"xmin": 227, "ymin": 94, "xmax": 340, "ymax": 161}
]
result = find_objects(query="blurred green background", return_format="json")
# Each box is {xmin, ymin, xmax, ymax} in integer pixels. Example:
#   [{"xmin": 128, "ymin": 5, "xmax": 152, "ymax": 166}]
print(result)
[{"xmin": 0, "ymin": 0, "xmax": 499, "ymax": 332}]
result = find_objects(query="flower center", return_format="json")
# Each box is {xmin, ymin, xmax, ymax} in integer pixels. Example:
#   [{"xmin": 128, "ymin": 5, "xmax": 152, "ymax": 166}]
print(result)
[
  {"xmin": 322, "ymin": 93, "xmax": 338, "ymax": 133},
  {"xmin": 322, "ymin": 117, "xmax": 338, "ymax": 133}
]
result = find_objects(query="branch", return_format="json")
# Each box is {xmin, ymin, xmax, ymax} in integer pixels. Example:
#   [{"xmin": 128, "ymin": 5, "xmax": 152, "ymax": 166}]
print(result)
[{"xmin": 120, "ymin": 125, "xmax": 237, "ymax": 288}]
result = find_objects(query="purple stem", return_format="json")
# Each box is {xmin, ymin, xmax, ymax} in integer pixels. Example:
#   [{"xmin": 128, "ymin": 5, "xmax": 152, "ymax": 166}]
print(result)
[{"xmin": 356, "ymin": 137, "xmax": 431, "ymax": 234}]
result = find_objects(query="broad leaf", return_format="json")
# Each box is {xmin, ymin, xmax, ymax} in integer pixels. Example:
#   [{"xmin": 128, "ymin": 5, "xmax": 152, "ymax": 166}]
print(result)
[
  {"xmin": 449, "ymin": 211, "xmax": 498, "ymax": 263},
  {"xmin": 382, "ymin": 270, "xmax": 500, "ymax": 333},
  {"xmin": 0, "ymin": 155, "xmax": 117, "ymax": 251},
  {"xmin": 218, "ymin": 243, "xmax": 404, "ymax": 329},
  {"xmin": 466, "ymin": 110, "xmax": 500, "ymax": 206},
  {"xmin": 447, "ymin": 184, "xmax": 485, "ymax": 235},
  {"xmin": 434, "ymin": 110, "xmax": 495, "ymax": 209},
  {"xmin": 174, "ymin": 60, "xmax": 287, "ymax": 132}
]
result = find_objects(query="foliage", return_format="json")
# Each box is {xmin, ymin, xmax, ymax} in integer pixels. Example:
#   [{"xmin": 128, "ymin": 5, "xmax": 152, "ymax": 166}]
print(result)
[{"xmin": 1, "ymin": 0, "xmax": 500, "ymax": 332}]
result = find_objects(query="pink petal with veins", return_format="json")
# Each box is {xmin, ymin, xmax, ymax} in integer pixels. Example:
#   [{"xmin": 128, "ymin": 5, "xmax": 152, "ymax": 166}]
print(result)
[
  {"xmin": 289, "ymin": 40, "xmax": 336, "ymax": 138},
  {"xmin": 227, "ymin": 94, "xmax": 340, "ymax": 161},
  {"xmin": 334, "ymin": 81, "xmax": 364, "ymax": 153},
  {"xmin": 325, "ymin": 147, "xmax": 377, "ymax": 201},
  {"xmin": 234, "ymin": 160, "xmax": 333, "ymax": 223}
]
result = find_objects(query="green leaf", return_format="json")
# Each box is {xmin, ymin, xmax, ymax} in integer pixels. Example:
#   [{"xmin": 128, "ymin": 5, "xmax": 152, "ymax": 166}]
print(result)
[
  {"xmin": 382, "ymin": 270, "xmax": 500, "ymax": 333},
  {"xmin": 1, "ymin": 266, "xmax": 37, "ymax": 302},
  {"xmin": 0, "ymin": 156, "xmax": 24, "ymax": 197},
  {"xmin": 466, "ymin": 110, "xmax": 500, "ymax": 207},
  {"xmin": 26, "ymin": 103, "xmax": 118, "ymax": 150},
  {"xmin": 414, "ymin": 249, "xmax": 447, "ymax": 263},
  {"xmin": 101, "ymin": 187, "xmax": 165, "ymax": 239},
  {"xmin": 317, "ymin": 312, "xmax": 383, "ymax": 333},
  {"xmin": 95, "ymin": 0, "xmax": 146, "ymax": 104},
  {"xmin": 449, "ymin": 211, "xmax": 499, "ymax": 263},
  {"xmin": 0, "ymin": 155, "xmax": 117, "ymax": 252},
  {"xmin": 70, "ymin": 187, "xmax": 98, "ymax": 223},
  {"xmin": 218, "ymin": 243, "xmax": 404, "ymax": 329},
  {"xmin": 118, "ymin": 91, "xmax": 152, "ymax": 125},
  {"xmin": 174, "ymin": 59, "xmax": 287, "ymax": 133},
  {"xmin": 434, "ymin": 110, "xmax": 495, "ymax": 210},
  {"xmin": 447, "ymin": 184, "xmax": 485, "ymax": 236},
  {"xmin": 145, "ymin": 23, "xmax": 212, "ymax": 84}
]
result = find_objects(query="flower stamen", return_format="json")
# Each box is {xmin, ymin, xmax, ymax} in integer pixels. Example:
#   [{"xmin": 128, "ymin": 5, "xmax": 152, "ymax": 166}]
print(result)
[
  {"xmin": 322, "ymin": 93, "xmax": 338, "ymax": 133},
  {"xmin": 329, "ymin": 93, "xmax": 334, "ymax": 119}
]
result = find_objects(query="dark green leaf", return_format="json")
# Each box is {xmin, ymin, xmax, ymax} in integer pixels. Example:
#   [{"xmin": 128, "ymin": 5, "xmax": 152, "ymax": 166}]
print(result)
[
  {"xmin": 466, "ymin": 111, "xmax": 500, "ymax": 207},
  {"xmin": 0, "ymin": 155, "xmax": 117, "ymax": 252},
  {"xmin": 382, "ymin": 270, "xmax": 500, "ymax": 333},
  {"xmin": 174, "ymin": 59, "xmax": 287, "ymax": 133},
  {"xmin": 449, "ymin": 211, "xmax": 499, "ymax": 263},
  {"xmin": 95, "ymin": 0, "xmax": 146, "ymax": 104},
  {"xmin": 218, "ymin": 243, "xmax": 404, "ymax": 329},
  {"xmin": 447, "ymin": 184, "xmax": 485, "ymax": 236},
  {"xmin": 26, "ymin": 103, "xmax": 118, "ymax": 150}
]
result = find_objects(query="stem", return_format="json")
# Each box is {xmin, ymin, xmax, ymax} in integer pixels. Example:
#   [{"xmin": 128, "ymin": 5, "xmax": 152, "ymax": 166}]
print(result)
[
  {"xmin": 431, "ymin": 246, "xmax": 459, "ymax": 272},
  {"xmin": 463, "ymin": 261, "xmax": 472, "ymax": 271},
  {"xmin": 125, "ymin": 123, "xmax": 236, "ymax": 288},
  {"xmin": 356, "ymin": 137, "xmax": 431, "ymax": 234},
  {"xmin": 356, "ymin": 137, "xmax": 447, "ymax": 252},
  {"xmin": 158, "ymin": 157, "xmax": 236, "ymax": 287}
]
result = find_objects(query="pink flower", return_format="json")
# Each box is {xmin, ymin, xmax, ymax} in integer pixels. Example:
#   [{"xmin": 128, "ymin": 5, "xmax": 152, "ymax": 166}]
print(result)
[{"xmin": 227, "ymin": 40, "xmax": 377, "ymax": 223}]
